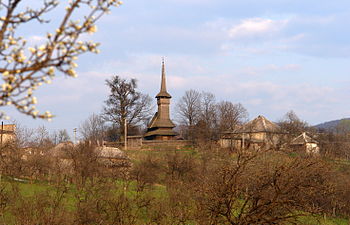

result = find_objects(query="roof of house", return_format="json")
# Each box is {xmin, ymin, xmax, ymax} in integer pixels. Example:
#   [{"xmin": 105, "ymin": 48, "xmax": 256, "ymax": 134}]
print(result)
[
  {"xmin": 48, "ymin": 142, "xmax": 74, "ymax": 157},
  {"xmin": 291, "ymin": 132, "xmax": 318, "ymax": 145},
  {"xmin": 96, "ymin": 146, "xmax": 128, "ymax": 159},
  {"xmin": 49, "ymin": 143, "xmax": 128, "ymax": 160},
  {"xmin": 240, "ymin": 115, "xmax": 280, "ymax": 133}
]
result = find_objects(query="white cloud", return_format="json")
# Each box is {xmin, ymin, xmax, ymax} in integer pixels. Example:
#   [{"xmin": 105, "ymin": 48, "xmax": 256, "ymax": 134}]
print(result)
[
  {"xmin": 169, "ymin": 76, "xmax": 186, "ymax": 89},
  {"xmin": 238, "ymin": 64, "xmax": 301, "ymax": 76},
  {"xmin": 283, "ymin": 64, "xmax": 301, "ymax": 71},
  {"xmin": 228, "ymin": 18, "xmax": 289, "ymax": 39},
  {"xmin": 293, "ymin": 15, "xmax": 336, "ymax": 25},
  {"xmin": 247, "ymin": 98, "xmax": 264, "ymax": 106}
]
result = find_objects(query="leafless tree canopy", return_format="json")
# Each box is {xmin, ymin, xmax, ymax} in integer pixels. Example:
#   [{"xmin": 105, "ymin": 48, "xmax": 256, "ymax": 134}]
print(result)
[
  {"xmin": 176, "ymin": 89, "xmax": 202, "ymax": 127},
  {"xmin": 176, "ymin": 90, "xmax": 249, "ymax": 142},
  {"xmin": 79, "ymin": 113, "xmax": 105, "ymax": 143},
  {"xmin": 103, "ymin": 75, "xmax": 153, "ymax": 139},
  {"xmin": 51, "ymin": 129, "xmax": 71, "ymax": 145},
  {"xmin": 199, "ymin": 91, "xmax": 217, "ymax": 129},
  {"xmin": 277, "ymin": 110, "xmax": 314, "ymax": 147},
  {"xmin": 216, "ymin": 101, "xmax": 248, "ymax": 132}
]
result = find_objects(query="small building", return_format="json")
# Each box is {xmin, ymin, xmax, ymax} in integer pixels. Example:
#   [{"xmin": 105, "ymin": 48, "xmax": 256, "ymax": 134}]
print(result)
[
  {"xmin": 48, "ymin": 142, "xmax": 74, "ymax": 158},
  {"xmin": 96, "ymin": 146, "xmax": 130, "ymax": 167},
  {"xmin": 126, "ymin": 135, "xmax": 143, "ymax": 148},
  {"xmin": 290, "ymin": 132, "xmax": 319, "ymax": 154},
  {"xmin": 48, "ymin": 143, "xmax": 130, "ymax": 170},
  {"xmin": 0, "ymin": 124, "xmax": 16, "ymax": 144},
  {"xmin": 144, "ymin": 59, "xmax": 176, "ymax": 140},
  {"xmin": 220, "ymin": 115, "xmax": 284, "ymax": 150}
]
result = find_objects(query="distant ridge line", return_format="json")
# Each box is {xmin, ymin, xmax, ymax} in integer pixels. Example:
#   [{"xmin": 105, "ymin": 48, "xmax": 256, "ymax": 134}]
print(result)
[{"xmin": 315, "ymin": 117, "xmax": 350, "ymax": 131}]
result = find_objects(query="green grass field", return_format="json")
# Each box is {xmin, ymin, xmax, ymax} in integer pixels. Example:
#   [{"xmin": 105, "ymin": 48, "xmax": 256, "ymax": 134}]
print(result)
[
  {"xmin": 1, "ymin": 147, "xmax": 349, "ymax": 224},
  {"xmin": 0, "ymin": 175, "xmax": 347, "ymax": 225}
]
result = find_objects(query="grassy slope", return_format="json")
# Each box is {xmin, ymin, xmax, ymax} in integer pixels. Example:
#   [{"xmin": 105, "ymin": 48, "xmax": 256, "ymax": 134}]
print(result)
[
  {"xmin": 1, "ymin": 147, "xmax": 349, "ymax": 224},
  {"xmin": 4, "ymin": 177, "xmax": 348, "ymax": 225}
]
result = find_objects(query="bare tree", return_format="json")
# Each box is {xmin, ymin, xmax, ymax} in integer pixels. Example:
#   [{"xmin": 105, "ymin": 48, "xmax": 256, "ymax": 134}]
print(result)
[
  {"xmin": 79, "ymin": 113, "xmax": 106, "ymax": 143},
  {"xmin": 103, "ymin": 76, "xmax": 153, "ymax": 140},
  {"xmin": 175, "ymin": 89, "xmax": 202, "ymax": 141},
  {"xmin": 278, "ymin": 110, "xmax": 312, "ymax": 147},
  {"xmin": 66, "ymin": 143, "xmax": 100, "ymax": 186},
  {"xmin": 51, "ymin": 129, "xmax": 71, "ymax": 145},
  {"xmin": 34, "ymin": 126, "xmax": 53, "ymax": 148},
  {"xmin": 200, "ymin": 92, "xmax": 217, "ymax": 128},
  {"xmin": 216, "ymin": 101, "xmax": 248, "ymax": 132},
  {"xmin": 58, "ymin": 129, "xmax": 70, "ymax": 143},
  {"xmin": 194, "ymin": 151, "xmax": 339, "ymax": 225},
  {"xmin": 13, "ymin": 122, "xmax": 35, "ymax": 148},
  {"xmin": 193, "ymin": 91, "xmax": 217, "ymax": 142},
  {"xmin": 0, "ymin": 0, "xmax": 122, "ymax": 120},
  {"xmin": 176, "ymin": 89, "xmax": 202, "ymax": 127}
]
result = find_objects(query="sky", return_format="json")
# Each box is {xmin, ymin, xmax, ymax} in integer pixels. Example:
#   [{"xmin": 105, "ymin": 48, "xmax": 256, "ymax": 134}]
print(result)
[{"xmin": 3, "ymin": 0, "xmax": 350, "ymax": 138}]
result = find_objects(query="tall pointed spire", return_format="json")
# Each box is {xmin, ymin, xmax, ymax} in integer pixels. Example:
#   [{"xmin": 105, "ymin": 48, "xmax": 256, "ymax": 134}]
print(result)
[
  {"xmin": 160, "ymin": 57, "xmax": 166, "ymax": 92},
  {"xmin": 144, "ymin": 57, "xmax": 176, "ymax": 140},
  {"xmin": 156, "ymin": 57, "xmax": 171, "ymax": 98}
]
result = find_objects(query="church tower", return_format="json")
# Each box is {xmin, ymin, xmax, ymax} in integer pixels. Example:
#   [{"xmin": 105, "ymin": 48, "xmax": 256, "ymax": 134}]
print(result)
[{"xmin": 144, "ymin": 59, "xmax": 176, "ymax": 140}]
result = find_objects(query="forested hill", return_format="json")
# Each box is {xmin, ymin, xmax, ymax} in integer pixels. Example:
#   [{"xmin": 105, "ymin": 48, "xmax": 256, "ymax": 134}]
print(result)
[{"xmin": 315, "ymin": 118, "xmax": 350, "ymax": 131}]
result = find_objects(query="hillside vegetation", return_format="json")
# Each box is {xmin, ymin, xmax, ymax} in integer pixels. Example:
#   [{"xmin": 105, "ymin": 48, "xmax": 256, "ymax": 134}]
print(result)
[{"xmin": 0, "ymin": 142, "xmax": 349, "ymax": 224}]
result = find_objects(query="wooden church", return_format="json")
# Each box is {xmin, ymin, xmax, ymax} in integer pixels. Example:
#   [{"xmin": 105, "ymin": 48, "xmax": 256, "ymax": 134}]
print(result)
[{"xmin": 144, "ymin": 60, "xmax": 176, "ymax": 140}]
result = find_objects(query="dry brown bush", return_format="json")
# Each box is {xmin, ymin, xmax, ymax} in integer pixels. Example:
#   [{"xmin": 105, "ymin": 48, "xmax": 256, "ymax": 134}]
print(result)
[
  {"xmin": 131, "ymin": 155, "xmax": 162, "ymax": 192},
  {"xmin": 0, "ymin": 141, "xmax": 349, "ymax": 224},
  {"xmin": 193, "ymin": 151, "xmax": 348, "ymax": 225},
  {"xmin": 7, "ymin": 183, "xmax": 72, "ymax": 225}
]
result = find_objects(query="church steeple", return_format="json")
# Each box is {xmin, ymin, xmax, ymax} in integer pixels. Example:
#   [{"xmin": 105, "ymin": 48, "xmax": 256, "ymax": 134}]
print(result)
[
  {"xmin": 156, "ymin": 58, "xmax": 171, "ymax": 98},
  {"xmin": 144, "ymin": 58, "xmax": 176, "ymax": 140}
]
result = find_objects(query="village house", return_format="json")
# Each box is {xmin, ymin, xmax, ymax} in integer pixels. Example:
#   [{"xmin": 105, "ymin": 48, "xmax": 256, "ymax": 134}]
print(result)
[
  {"xmin": 290, "ymin": 132, "xmax": 320, "ymax": 154},
  {"xmin": 219, "ymin": 115, "xmax": 284, "ymax": 150},
  {"xmin": 0, "ymin": 123, "xmax": 16, "ymax": 145}
]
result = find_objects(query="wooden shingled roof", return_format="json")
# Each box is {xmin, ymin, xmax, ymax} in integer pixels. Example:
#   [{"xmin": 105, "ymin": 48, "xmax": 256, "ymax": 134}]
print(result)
[
  {"xmin": 240, "ymin": 115, "xmax": 280, "ymax": 133},
  {"xmin": 291, "ymin": 132, "xmax": 318, "ymax": 145},
  {"xmin": 147, "ymin": 112, "xmax": 175, "ymax": 129}
]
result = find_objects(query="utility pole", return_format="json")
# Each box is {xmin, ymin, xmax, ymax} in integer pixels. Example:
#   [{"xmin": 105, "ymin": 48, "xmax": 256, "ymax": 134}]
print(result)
[
  {"xmin": 124, "ymin": 118, "xmax": 127, "ymax": 150},
  {"xmin": 73, "ymin": 128, "xmax": 77, "ymax": 145},
  {"xmin": 242, "ymin": 132, "xmax": 245, "ymax": 150},
  {"xmin": 0, "ymin": 122, "xmax": 2, "ymax": 184},
  {"xmin": 0, "ymin": 121, "xmax": 3, "ymax": 147}
]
